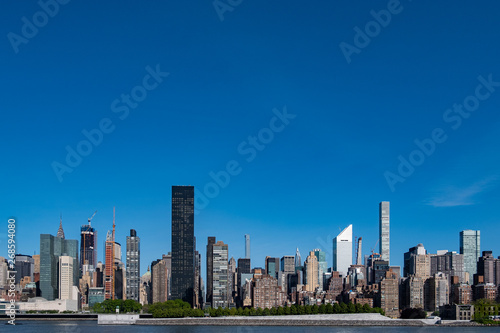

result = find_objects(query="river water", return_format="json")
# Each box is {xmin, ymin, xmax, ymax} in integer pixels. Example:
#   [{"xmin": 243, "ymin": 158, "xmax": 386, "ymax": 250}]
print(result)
[{"xmin": 1, "ymin": 321, "xmax": 497, "ymax": 332}]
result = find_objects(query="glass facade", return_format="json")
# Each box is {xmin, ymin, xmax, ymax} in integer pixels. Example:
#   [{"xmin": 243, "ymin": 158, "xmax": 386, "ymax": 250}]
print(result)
[
  {"xmin": 171, "ymin": 185, "xmax": 195, "ymax": 306},
  {"xmin": 40, "ymin": 234, "xmax": 78, "ymax": 300},
  {"xmin": 460, "ymin": 229, "xmax": 480, "ymax": 284},
  {"xmin": 80, "ymin": 224, "xmax": 97, "ymax": 269}
]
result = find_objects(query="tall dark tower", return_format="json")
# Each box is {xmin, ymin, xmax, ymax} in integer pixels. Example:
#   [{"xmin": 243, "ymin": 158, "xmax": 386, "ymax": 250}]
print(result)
[
  {"xmin": 206, "ymin": 236, "xmax": 216, "ymax": 307},
  {"xmin": 171, "ymin": 185, "xmax": 195, "ymax": 306},
  {"xmin": 80, "ymin": 225, "xmax": 97, "ymax": 269}
]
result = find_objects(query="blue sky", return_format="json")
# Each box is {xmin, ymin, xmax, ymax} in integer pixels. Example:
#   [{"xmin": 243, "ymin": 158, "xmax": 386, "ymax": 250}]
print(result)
[{"xmin": 1, "ymin": 1, "xmax": 500, "ymax": 282}]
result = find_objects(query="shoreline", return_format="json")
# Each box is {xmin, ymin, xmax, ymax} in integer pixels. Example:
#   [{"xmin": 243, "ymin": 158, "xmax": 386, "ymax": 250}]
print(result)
[{"xmin": 1, "ymin": 313, "xmax": 483, "ymax": 327}]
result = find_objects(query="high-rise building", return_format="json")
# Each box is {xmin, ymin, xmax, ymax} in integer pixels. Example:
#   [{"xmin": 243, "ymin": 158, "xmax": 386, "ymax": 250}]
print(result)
[
  {"xmin": 212, "ymin": 240, "xmax": 229, "ymax": 308},
  {"xmin": 14, "ymin": 254, "xmax": 34, "ymax": 284},
  {"xmin": 251, "ymin": 274, "xmax": 285, "ymax": 309},
  {"xmin": 151, "ymin": 257, "xmax": 169, "ymax": 303},
  {"xmin": 171, "ymin": 185, "xmax": 195, "ymax": 306},
  {"xmin": 425, "ymin": 272, "xmax": 449, "ymax": 312},
  {"xmin": 314, "ymin": 249, "xmax": 328, "ymax": 290},
  {"xmin": 403, "ymin": 244, "xmax": 427, "ymax": 277},
  {"xmin": 104, "ymin": 234, "xmax": 114, "ymax": 300},
  {"xmin": 333, "ymin": 224, "xmax": 352, "ymax": 277},
  {"xmin": 194, "ymin": 248, "xmax": 202, "ymax": 308},
  {"xmin": 228, "ymin": 257, "xmax": 237, "ymax": 305},
  {"xmin": 206, "ymin": 236, "xmax": 216, "ymax": 306},
  {"xmin": 410, "ymin": 254, "xmax": 431, "ymax": 279},
  {"xmin": 0, "ymin": 257, "xmax": 9, "ymax": 289},
  {"xmin": 460, "ymin": 230, "xmax": 480, "ymax": 285},
  {"xmin": 237, "ymin": 258, "xmax": 251, "ymax": 305},
  {"xmin": 295, "ymin": 248, "xmax": 302, "ymax": 268},
  {"xmin": 379, "ymin": 201, "xmax": 390, "ymax": 264},
  {"xmin": 104, "ymin": 208, "xmax": 117, "ymax": 300},
  {"xmin": 59, "ymin": 255, "xmax": 74, "ymax": 300},
  {"xmin": 245, "ymin": 234, "xmax": 250, "ymax": 259},
  {"xmin": 378, "ymin": 269, "xmax": 399, "ymax": 318},
  {"xmin": 80, "ymin": 224, "xmax": 97, "ymax": 270},
  {"xmin": 40, "ymin": 228, "xmax": 78, "ymax": 300},
  {"xmin": 265, "ymin": 257, "xmax": 280, "ymax": 279},
  {"xmin": 305, "ymin": 251, "xmax": 319, "ymax": 292},
  {"xmin": 476, "ymin": 251, "xmax": 498, "ymax": 285},
  {"xmin": 126, "ymin": 229, "xmax": 140, "ymax": 302},
  {"xmin": 280, "ymin": 256, "xmax": 295, "ymax": 274},
  {"xmin": 431, "ymin": 251, "xmax": 466, "ymax": 285},
  {"xmin": 403, "ymin": 276, "xmax": 424, "ymax": 309}
]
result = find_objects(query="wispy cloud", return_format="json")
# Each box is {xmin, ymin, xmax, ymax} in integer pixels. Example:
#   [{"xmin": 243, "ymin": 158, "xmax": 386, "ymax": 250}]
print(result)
[{"xmin": 426, "ymin": 176, "xmax": 499, "ymax": 207}]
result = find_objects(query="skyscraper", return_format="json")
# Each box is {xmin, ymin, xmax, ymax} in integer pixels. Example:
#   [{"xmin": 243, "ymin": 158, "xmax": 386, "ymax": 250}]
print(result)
[
  {"xmin": 245, "ymin": 234, "xmax": 250, "ymax": 259},
  {"xmin": 460, "ymin": 230, "xmax": 480, "ymax": 284},
  {"xmin": 212, "ymin": 240, "xmax": 229, "ymax": 308},
  {"xmin": 265, "ymin": 257, "xmax": 280, "ymax": 279},
  {"xmin": 59, "ymin": 255, "xmax": 74, "ymax": 300},
  {"xmin": 295, "ymin": 248, "xmax": 302, "ymax": 268},
  {"xmin": 171, "ymin": 185, "xmax": 195, "ymax": 306},
  {"xmin": 40, "ymin": 229, "xmax": 78, "ymax": 300},
  {"xmin": 151, "ymin": 257, "xmax": 169, "ymax": 303},
  {"xmin": 206, "ymin": 236, "xmax": 216, "ymax": 306},
  {"xmin": 126, "ymin": 229, "xmax": 140, "ymax": 302},
  {"xmin": 305, "ymin": 251, "xmax": 319, "ymax": 292},
  {"xmin": 379, "ymin": 201, "xmax": 390, "ymax": 264},
  {"xmin": 80, "ymin": 223, "xmax": 97, "ymax": 271},
  {"xmin": 332, "ymin": 224, "xmax": 352, "ymax": 277}
]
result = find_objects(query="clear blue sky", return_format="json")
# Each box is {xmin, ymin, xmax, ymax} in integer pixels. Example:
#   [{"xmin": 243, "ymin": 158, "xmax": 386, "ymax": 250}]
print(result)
[{"xmin": 1, "ymin": 1, "xmax": 500, "ymax": 282}]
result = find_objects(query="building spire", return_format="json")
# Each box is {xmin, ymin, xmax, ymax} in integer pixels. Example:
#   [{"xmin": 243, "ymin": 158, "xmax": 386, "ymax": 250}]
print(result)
[{"xmin": 57, "ymin": 213, "xmax": 65, "ymax": 239}]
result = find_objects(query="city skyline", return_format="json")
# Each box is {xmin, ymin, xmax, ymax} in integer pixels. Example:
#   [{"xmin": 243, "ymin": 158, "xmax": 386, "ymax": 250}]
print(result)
[{"xmin": 2, "ymin": 1, "xmax": 500, "ymax": 290}]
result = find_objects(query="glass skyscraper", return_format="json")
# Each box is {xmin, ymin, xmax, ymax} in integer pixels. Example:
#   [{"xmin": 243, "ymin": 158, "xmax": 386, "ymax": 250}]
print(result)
[
  {"xmin": 379, "ymin": 201, "xmax": 390, "ymax": 264},
  {"xmin": 80, "ymin": 224, "xmax": 97, "ymax": 269},
  {"xmin": 171, "ymin": 185, "xmax": 195, "ymax": 306},
  {"xmin": 460, "ymin": 229, "xmax": 480, "ymax": 284},
  {"xmin": 40, "ymin": 233, "xmax": 78, "ymax": 300}
]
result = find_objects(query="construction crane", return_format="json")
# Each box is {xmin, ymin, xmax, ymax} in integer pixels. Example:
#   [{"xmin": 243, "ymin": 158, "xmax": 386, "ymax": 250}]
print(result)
[
  {"xmin": 88, "ymin": 210, "xmax": 97, "ymax": 226},
  {"xmin": 371, "ymin": 239, "xmax": 379, "ymax": 256}
]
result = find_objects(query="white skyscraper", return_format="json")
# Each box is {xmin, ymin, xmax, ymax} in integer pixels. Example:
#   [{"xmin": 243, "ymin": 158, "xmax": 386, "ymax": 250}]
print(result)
[
  {"xmin": 59, "ymin": 255, "xmax": 74, "ymax": 300},
  {"xmin": 245, "ymin": 234, "xmax": 250, "ymax": 259},
  {"xmin": 333, "ymin": 224, "xmax": 352, "ymax": 277},
  {"xmin": 379, "ymin": 201, "xmax": 390, "ymax": 264}
]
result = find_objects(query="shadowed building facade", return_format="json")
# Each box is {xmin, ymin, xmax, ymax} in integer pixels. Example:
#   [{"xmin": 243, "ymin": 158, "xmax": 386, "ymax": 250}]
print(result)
[{"xmin": 171, "ymin": 185, "xmax": 195, "ymax": 306}]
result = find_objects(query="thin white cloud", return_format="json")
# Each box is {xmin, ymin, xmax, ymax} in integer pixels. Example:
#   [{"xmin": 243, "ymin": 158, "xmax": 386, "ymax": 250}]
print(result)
[{"xmin": 426, "ymin": 176, "xmax": 499, "ymax": 207}]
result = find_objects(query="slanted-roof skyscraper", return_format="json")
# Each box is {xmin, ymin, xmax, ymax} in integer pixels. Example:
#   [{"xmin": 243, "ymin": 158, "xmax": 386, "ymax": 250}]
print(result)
[
  {"xmin": 171, "ymin": 185, "xmax": 195, "ymax": 306},
  {"xmin": 460, "ymin": 229, "xmax": 480, "ymax": 284},
  {"xmin": 379, "ymin": 201, "xmax": 390, "ymax": 264},
  {"xmin": 333, "ymin": 224, "xmax": 352, "ymax": 278}
]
